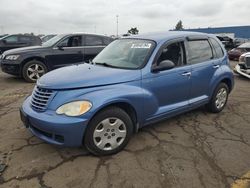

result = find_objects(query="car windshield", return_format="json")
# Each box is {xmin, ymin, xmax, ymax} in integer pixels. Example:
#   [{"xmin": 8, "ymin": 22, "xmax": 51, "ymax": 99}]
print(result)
[
  {"xmin": 0, "ymin": 35, "xmax": 9, "ymax": 39},
  {"xmin": 239, "ymin": 42, "xmax": 250, "ymax": 48},
  {"xmin": 92, "ymin": 39, "xmax": 155, "ymax": 69},
  {"xmin": 42, "ymin": 34, "xmax": 65, "ymax": 47}
]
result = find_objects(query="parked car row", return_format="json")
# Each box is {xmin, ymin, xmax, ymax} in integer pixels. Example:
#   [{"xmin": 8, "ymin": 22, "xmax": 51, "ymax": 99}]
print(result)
[
  {"xmin": 216, "ymin": 36, "xmax": 250, "ymax": 51},
  {"xmin": 0, "ymin": 33, "xmax": 114, "ymax": 82},
  {"xmin": 228, "ymin": 42, "xmax": 250, "ymax": 60}
]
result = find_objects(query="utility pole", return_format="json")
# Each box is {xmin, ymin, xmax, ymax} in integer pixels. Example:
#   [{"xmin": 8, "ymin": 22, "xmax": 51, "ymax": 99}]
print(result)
[
  {"xmin": 0, "ymin": 26, "xmax": 4, "ymax": 34},
  {"xmin": 116, "ymin": 15, "xmax": 119, "ymax": 37}
]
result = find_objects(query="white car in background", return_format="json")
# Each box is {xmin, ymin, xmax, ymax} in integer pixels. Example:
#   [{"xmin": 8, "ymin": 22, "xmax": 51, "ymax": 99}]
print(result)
[{"xmin": 235, "ymin": 52, "xmax": 250, "ymax": 79}]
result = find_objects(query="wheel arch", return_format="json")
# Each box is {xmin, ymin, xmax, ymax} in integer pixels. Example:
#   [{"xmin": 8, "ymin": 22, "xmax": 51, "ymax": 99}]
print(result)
[
  {"xmin": 20, "ymin": 56, "xmax": 46, "ymax": 73},
  {"xmin": 220, "ymin": 78, "xmax": 233, "ymax": 93},
  {"xmin": 89, "ymin": 101, "xmax": 139, "ymax": 134},
  {"xmin": 209, "ymin": 75, "xmax": 233, "ymax": 101}
]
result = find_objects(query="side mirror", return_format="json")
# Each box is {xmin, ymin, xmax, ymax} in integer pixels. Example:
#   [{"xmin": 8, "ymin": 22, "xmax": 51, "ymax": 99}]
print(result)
[
  {"xmin": 57, "ymin": 43, "xmax": 65, "ymax": 50},
  {"xmin": 152, "ymin": 60, "xmax": 175, "ymax": 72}
]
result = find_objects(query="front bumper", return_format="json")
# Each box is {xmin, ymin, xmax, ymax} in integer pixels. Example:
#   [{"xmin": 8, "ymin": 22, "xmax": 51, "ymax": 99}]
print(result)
[
  {"xmin": 20, "ymin": 96, "xmax": 88, "ymax": 147},
  {"xmin": 234, "ymin": 64, "xmax": 250, "ymax": 79},
  {"xmin": 1, "ymin": 59, "xmax": 21, "ymax": 75}
]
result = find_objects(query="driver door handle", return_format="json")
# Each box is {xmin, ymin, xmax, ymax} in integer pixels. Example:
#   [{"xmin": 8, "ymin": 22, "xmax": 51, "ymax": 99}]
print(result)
[
  {"xmin": 213, "ymin": 65, "xmax": 220, "ymax": 69},
  {"xmin": 181, "ymin": 72, "xmax": 191, "ymax": 76}
]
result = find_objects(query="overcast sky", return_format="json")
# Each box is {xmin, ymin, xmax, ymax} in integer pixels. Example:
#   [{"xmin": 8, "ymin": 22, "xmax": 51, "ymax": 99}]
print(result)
[{"xmin": 0, "ymin": 0, "xmax": 249, "ymax": 35}]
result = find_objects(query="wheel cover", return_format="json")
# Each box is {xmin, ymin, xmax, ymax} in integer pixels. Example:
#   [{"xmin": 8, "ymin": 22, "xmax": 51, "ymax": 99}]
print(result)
[
  {"xmin": 215, "ymin": 88, "xmax": 227, "ymax": 109},
  {"xmin": 93, "ymin": 117, "xmax": 127, "ymax": 151},
  {"xmin": 27, "ymin": 64, "xmax": 45, "ymax": 81}
]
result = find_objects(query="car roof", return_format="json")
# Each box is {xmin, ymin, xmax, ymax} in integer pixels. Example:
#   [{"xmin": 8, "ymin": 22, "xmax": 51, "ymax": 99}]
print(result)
[
  {"xmin": 62, "ymin": 33, "xmax": 112, "ymax": 38},
  {"xmin": 2, "ymin": 34, "xmax": 38, "ymax": 38},
  {"xmin": 125, "ymin": 31, "xmax": 213, "ymax": 43}
]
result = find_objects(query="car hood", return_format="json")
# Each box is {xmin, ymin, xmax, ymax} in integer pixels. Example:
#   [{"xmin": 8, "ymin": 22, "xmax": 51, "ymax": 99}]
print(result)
[
  {"xmin": 228, "ymin": 48, "xmax": 242, "ymax": 54},
  {"xmin": 37, "ymin": 64, "xmax": 141, "ymax": 89},
  {"xmin": 3, "ymin": 45, "xmax": 47, "ymax": 55}
]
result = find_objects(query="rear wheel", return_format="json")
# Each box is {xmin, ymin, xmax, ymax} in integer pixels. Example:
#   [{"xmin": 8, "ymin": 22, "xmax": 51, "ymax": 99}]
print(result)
[
  {"xmin": 22, "ymin": 60, "xmax": 47, "ymax": 82},
  {"xmin": 84, "ymin": 107, "xmax": 133, "ymax": 155},
  {"xmin": 207, "ymin": 83, "xmax": 229, "ymax": 113}
]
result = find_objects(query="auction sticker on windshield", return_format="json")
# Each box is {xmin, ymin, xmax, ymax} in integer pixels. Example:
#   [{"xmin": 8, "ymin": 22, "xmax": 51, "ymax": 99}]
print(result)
[{"xmin": 131, "ymin": 43, "xmax": 152, "ymax": 49}]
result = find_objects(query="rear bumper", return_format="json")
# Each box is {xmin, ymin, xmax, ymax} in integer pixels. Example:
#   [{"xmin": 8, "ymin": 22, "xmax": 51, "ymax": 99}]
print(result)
[{"xmin": 20, "ymin": 96, "xmax": 88, "ymax": 147}]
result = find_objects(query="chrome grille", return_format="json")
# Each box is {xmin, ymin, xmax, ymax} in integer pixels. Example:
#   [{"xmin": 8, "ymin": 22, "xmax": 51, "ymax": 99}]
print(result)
[
  {"xmin": 246, "ymin": 57, "xmax": 250, "ymax": 68},
  {"xmin": 31, "ymin": 86, "xmax": 54, "ymax": 111}
]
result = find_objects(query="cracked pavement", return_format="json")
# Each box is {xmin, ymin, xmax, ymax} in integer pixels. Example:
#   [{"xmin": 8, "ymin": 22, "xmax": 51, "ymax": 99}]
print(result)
[{"xmin": 0, "ymin": 61, "xmax": 249, "ymax": 188}]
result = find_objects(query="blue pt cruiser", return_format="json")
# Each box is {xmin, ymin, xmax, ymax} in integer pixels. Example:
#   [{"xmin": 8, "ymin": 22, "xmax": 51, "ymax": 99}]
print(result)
[{"xmin": 20, "ymin": 31, "xmax": 234, "ymax": 155}]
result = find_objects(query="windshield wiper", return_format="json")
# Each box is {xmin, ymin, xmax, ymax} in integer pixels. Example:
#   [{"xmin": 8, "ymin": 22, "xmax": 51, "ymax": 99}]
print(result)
[{"xmin": 94, "ymin": 62, "xmax": 119, "ymax": 68}]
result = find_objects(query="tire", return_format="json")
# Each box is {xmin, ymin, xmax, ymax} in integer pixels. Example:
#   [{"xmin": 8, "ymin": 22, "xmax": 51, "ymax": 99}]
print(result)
[
  {"xmin": 84, "ymin": 107, "xmax": 133, "ymax": 156},
  {"xmin": 22, "ymin": 60, "xmax": 47, "ymax": 83},
  {"xmin": 207, "ymin": 83, "xmax": 229, "ymax": 113}
]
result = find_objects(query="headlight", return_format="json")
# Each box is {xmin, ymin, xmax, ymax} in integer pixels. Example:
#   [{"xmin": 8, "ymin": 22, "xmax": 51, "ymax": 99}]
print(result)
[
  {"xmin": 5, "ymin": 55, "xmax": 20, "ymax": 60},
  {"xmin": 56, "ymin": 101, "xmax": 92, "ymax": 116}
]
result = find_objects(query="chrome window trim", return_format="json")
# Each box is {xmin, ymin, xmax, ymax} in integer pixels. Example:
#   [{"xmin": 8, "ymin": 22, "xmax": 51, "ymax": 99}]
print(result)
[{"xmin": 52, "ymin": 45, "xmax": 106, "ymax": 50}]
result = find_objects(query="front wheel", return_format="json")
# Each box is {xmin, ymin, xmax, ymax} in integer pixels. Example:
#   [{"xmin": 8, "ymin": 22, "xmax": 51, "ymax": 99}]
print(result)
[
  {"xmin": 22, "ymin": 60, "xmax": 47, "ymax": 82},
  {"xmin": 207, "ymin": 83, "xmax": 229, "ymax": 113},
  {"xmin": 84, "ymin": 107, "xmax": 133, "ymax": 155}
]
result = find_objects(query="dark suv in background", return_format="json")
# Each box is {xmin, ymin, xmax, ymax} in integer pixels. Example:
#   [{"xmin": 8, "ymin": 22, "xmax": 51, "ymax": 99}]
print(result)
[
  {"xmin": 0, "ymin": 34, "xmax": 41, "ymax": 54},
  {"xmin": 0, "ymin": 33, "xmax": 113, "ymax": 82}
]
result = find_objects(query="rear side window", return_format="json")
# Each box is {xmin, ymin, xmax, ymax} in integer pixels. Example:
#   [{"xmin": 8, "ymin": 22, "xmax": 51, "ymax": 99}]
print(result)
[
  {"xmin": 85, "ymin": 35, "xmax": 103, "ymax": 46},
  {"xmin": 210, "ymin": 38, "xmax": 224, "ymax": 58},
  {"xmin": 187, "ymin": 40, "xmax": 213, "ymax": 64}
]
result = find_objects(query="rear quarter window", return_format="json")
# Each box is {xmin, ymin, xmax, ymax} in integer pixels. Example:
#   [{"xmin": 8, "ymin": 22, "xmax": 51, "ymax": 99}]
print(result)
[
  {"xmin": 209, "ymin": 38, "xmax": 224, "ymax": 58},
  {"xmin": 187, "ymin": 40, "xmax": 213, "ymax": 64}
]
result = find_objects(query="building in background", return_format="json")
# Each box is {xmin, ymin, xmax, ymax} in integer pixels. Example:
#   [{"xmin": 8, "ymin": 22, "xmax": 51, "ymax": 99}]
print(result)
[{"xmin": 183, "ymin": 25, "xmax": 250, "ymax": 39}]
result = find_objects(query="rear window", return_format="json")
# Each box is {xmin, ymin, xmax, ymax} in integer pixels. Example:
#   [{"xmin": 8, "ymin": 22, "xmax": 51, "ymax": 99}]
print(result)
[
  {"xmin": 187, "ymin": 40, "xmax": 213, "ymax": 64},
  {"xmin": 210, "ymin": 38, "xmax": 224, "ymax": 58}
]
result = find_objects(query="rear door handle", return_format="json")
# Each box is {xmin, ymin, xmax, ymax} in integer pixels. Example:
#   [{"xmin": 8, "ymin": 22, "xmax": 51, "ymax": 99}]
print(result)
[
  {"xmin": 213, "ymin": 65, "xmax": 220, "ymax": 69},
  {"xmin": 181, "ymin": 72, "xmax": 191, "ymax": 76}
]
